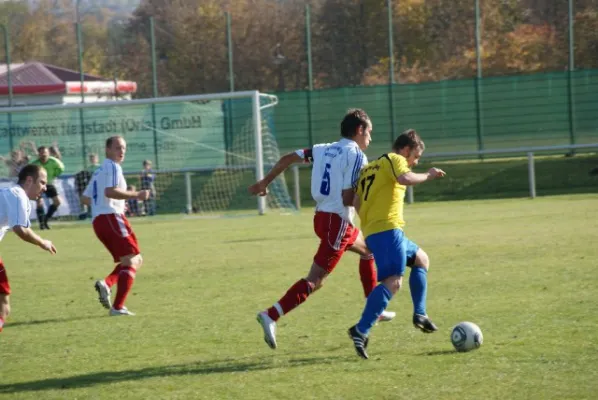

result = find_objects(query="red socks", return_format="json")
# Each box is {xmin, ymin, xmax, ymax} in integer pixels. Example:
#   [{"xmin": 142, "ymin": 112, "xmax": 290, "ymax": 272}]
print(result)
[
  {"xmin": 113, "ymin": 266, "xmax": 136, "ymax": 310},
  {"xmin": 359, "ymin": 255, "xmax": 377, "ymax": 298},
  {"xmin": 105, "ymin": 264, "xmax": 122, "ymax": 287},
  {"xmin": 267, "ymin": 279, "xmax": 315, "ymax": 321},
  {"xmin": 263, "ymin": 255, "xmax": 376, "ymax": 322},
  {"xmin": 0, "ymin": 316, "xmax": 4, "ymax": 332}
]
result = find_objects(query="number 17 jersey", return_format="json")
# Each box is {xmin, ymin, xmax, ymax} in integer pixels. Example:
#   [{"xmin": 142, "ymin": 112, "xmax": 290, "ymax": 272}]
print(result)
[
  {"xmin": 83, "ymin": 158, "xmax": 127, "ymax": 220},
  {"xmin": 356, "ymin": 153, "xmax": 411, "ymax": 238}
]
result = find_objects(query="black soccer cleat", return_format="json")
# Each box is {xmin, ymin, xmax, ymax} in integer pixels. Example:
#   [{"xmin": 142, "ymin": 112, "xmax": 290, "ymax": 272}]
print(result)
[
  {"xmin": 413, "ymin": 314, "xmax": 438, "ymax": 333},
  {"xmin": 348, "ymin": 325, "xmax": 369, "ymax": 359}
]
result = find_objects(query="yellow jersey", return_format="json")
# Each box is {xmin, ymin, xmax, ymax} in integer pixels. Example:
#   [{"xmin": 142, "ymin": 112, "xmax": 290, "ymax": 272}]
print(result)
[{"xmin": 356, "ymin": 153, "xmax": 411, "ymax": 238}]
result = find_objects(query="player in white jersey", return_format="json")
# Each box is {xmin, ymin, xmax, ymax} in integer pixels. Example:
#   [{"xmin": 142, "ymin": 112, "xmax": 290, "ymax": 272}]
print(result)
[
  {"xmin": 82, "ymin": 136, "xmax": 150, "ymax": 316},
  {"xmin": 248, "ymin": 109, "xmax": 395, "ymax": 350},
  {"xmin": 0, "ymin": 165, "xmax": 57, "ymax": 333}
]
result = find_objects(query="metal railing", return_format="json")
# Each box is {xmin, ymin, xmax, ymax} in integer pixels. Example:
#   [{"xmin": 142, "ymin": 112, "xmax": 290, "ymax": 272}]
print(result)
[{"xmin": 290, "ymin": 142, "xmax": 598, "ymax": 207}]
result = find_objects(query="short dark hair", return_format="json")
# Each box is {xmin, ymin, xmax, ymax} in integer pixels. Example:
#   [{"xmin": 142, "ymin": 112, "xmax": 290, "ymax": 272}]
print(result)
[
  {"xmin": 393, "ymin": 129, "xmax": 425, "ymax": 152},
  {"xmin": 18, "ymin": 164, "xmax": 42, "ymax": 184},
  {"xmin": 106, "ymin": 136, "xmax": 124, "ymax": 148},
  {"xmin": 37, "ymin": 146, "xmax": 48, "ymax": 153},
  {"xmin": 340, "ymin": 108, "xmax": 370, "ymax": 138}
]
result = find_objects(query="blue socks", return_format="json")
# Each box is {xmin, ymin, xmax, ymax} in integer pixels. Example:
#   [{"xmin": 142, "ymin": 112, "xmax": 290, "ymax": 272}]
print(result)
[
  {"xmin": 409, "ymin": 267, "xmax": 428, "ymax": 316},
  {"xmin": 357, "ymin": 284, "xmax": 392, "ymax": 336},
  {"xmin": 355, "ymin": 266, "xmax": 428, "ymax": 336}
]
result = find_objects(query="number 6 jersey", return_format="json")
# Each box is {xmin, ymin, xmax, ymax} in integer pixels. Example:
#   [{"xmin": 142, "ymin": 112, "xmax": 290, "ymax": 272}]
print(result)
[
  {"xmin": 83, "ymin": 158, "xmax": 127, "ymax": 220},
  {"xmin": 296, "ymin": 138, "xmax": 367, "ymax": 224},
  {"xmin": 355, "ymin": 152, "xmax": 411, "ymax": 238}
]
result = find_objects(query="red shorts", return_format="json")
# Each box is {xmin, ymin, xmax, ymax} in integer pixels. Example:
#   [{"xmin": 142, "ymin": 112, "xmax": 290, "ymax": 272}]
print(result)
[
  {"xmin": 313, "ymin": 211, "xmax": 360, "ymax": 273},
  {"xmin": 0, "ymin": 259, "xmax": 9, "ymax": 295},
  {"xmin": 93, "ymin": 214, "xmax": 140, "ymax": 262}
]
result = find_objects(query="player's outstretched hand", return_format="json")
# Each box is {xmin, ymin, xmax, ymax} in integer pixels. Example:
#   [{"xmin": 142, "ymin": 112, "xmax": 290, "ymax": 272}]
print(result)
[
  {"xmin": 248, "ymin": 181, "xmax": 268, "ymax": 196},
  {"xmin": 137, "ymin": 190, "xmax": 151, "ymax": 201},
  {"xmin": 428, "ymin": 168, "xmax": 446, "ymax": 179},
  {"xmin": 40, "ymin": 239, "xmax": 57, "ymax": 255}
]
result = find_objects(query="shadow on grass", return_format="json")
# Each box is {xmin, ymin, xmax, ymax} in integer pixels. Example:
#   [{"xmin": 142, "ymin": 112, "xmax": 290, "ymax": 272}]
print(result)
[
  {"xmin": 6, "ymin": 315, "xmax": 106, "ymax": 329},
  {"xmin": 0, "ymin": 355, "xmax": 353, "ymax": 393}
]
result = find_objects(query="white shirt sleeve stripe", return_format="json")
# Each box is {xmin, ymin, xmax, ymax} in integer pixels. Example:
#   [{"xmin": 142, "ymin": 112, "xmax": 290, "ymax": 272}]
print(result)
[
  {"xmin": 351, "ymin": 151, "xmax": 363, "ymax": 187},
  {"xmin": 112, "ymin": 162, "xmax": 117, "ymax": 187}
]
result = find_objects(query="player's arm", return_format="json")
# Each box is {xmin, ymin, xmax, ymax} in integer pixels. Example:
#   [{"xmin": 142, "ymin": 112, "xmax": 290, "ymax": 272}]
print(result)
[
  {"xmin": 10, "ymin": 196, "xmax": 56, "ymax": 254},
  {"xmin": 54, "ymin": 158, "xmax": 65, "ymax": 176},
  {"xmin": 386, "ymin": 154, "xmax": 445, "ymax": 185},
  {"xmin": 248, "ymin": 150, "xmax": 307, "ymax": 196},
  {"xmin": 397, "ymin": 168, "xmax": 445, "ymax": 186},
  {"xmin": 13, "ymin": 226, "xmax": 56, "ymax": 254},
  {"xmin": 352, "ymin": 192, "xmax": 362, "ymax": 213},
  {"xmin": 104, "ymin": 163, "xmax": 150, "ymax": 201},
  {"xmin": 105, "ymin": 187, "xmax": 148, "ymax": 201},
  {"xmin": 342, "ymin": 189, "xmax": 355, "ymax": 206}
]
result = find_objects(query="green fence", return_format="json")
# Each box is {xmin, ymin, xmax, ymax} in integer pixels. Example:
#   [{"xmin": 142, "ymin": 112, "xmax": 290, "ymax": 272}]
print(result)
[
  {"xmin": 0, "ymin": 70, "xmax": 596, "ymax": 177},
  {"xmin": 273, "ymin": 69, "xmax": 598, "ymax": 159}
]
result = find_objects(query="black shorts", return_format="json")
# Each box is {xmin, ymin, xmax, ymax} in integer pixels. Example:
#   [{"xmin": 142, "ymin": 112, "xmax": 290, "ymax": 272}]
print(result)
[{"xmin": 44, "ymin": 184, "xmax": 59, "ymax": 198}]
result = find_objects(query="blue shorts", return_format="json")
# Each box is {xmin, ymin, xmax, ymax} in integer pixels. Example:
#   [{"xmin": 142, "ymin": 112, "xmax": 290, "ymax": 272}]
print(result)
[{"xmin": 365, "ymin": 229, "xmax": 419, "ymax": 282}]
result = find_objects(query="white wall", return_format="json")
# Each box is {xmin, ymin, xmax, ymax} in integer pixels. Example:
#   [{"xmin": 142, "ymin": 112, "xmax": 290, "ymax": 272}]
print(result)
[
  {"xmin": 0, "ymin": 93, "xmax": 133, "ymax": 107},
  {"xmin": 0, "ymin": 94, "xmax": 65, "ymax": 107}
]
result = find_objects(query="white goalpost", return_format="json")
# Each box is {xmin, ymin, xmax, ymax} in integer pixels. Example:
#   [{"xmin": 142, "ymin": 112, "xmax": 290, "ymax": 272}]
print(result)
[
  {"xmin": 0, "ymin": 90, "xmax": 295, "ymax": 218},
  {"xmin": 252, "ymin": 90, "xmax": 267, "ymax": 215}
]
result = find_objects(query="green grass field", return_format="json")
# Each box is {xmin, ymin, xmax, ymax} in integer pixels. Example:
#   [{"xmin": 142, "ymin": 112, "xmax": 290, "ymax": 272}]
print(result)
[{"xmin": 1, "ymin": 195, "xmax": 597, "ymax": 399}]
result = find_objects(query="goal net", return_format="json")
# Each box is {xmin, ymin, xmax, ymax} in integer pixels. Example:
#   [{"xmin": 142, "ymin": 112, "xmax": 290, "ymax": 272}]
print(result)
[{"xmin": 0, "ymin": 91, "xmax": 296, "ymax": 221}]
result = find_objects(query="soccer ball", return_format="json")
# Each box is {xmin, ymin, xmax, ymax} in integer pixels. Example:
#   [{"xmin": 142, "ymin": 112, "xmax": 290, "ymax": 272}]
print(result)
[{"xmin": 451, "ymin": 322, "xmax": 483, "ymax": 352}]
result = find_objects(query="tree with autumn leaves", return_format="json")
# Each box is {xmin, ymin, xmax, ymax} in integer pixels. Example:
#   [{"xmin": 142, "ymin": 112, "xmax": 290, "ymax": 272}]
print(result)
[{"xmin": 0, "ymin": 0, "xmax": 597, "ymax": 97}]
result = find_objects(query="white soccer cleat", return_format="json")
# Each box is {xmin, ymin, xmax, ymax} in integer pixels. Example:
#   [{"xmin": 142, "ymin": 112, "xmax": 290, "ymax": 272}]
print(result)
[
  {"xmin": 378, "ymin": 310, "xmax": 397, "ymax": 322},
  {"xmin": 256, "ymin": 312, "xmax": 277, "ymax": 349},
  {"xmin": 94, "ymin": 280, "xmax": 112, "ymax": 309},
  {"xmin": 109, "ymin": 306, "xmax": 135, "ymax": 316}
]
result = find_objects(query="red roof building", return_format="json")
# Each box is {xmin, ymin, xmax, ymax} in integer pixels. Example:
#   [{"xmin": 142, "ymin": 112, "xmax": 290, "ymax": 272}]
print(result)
[{"xmin": 0, "ymin": 62, "xmax": 137, "ymax": 106}]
